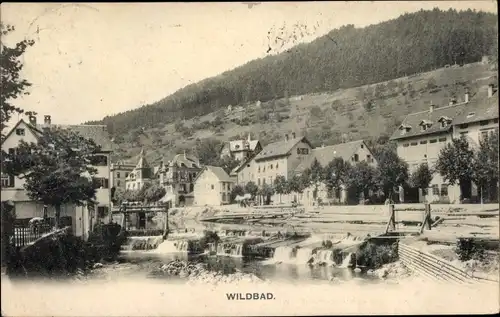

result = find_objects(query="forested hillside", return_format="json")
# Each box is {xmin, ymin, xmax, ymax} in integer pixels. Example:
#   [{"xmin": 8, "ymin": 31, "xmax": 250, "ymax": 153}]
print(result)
[{"xmin": 87, "ymin": 8, "xmax": 498, "ymax": 136}]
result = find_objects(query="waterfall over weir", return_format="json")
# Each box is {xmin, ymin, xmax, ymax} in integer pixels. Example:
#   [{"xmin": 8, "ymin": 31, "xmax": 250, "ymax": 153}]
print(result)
[
  {"xmin": 339, "ymin": 252, "xmax": 354, "ymax": 268},
  {"xmin": 216, "ymin": 243, "xmax": 244, "ymax": 257},
  {"xmin": 272, "ymin": 246, "xmax": 295, "ymax": 263},
  {"xmin": 155, "ymin": 240, "xmax": 189, "ymax": 253},
  {"xmin": 122, "ymin": 236, "xmax": 164, "ymax": 251},
  {"xmin": 314, "ymin": 250, "xmax": 334, "ymax": 264}
]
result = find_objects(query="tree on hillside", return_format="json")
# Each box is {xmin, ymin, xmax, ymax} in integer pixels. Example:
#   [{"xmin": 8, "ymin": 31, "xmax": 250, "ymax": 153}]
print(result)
[
  {"xmin": 375, "ymin": 146, "xmax": 409, "ymax": 201},
  {"xmin": 436, "ymin": 135, "xmax": 475, "ymax": 201},
  {"xmin": 346, "ymin": 161, "xmax": 378, "ymax": 203},
  {"xmin": 1, "ymin": 23, "xmax": 34, "ymax": 139},
  {"xmin": 195, "ymin": 138, "xmax": 223, "ymax": 166},
  {"xmin": 213, "ymin": 156, "xmax": 240, "ymax": 175},
  {"xmin": 472, "ymin": 130, "xmax": 499, "ymax": 203},
  {"xmin": 409, "ymin": 163, "xmax": 433, "ymax": 202},
  {"xmin": 244, "ymin": 181, "xmax": 259, "ymax": 198},
  {"xmin": 3, "ymin": 128, "xmax": 101, "ymax": 228},
  {"xmin": 301, "ymin": 159, "xmax": 325, "ymax": 203},
  {"xmin": 323, "ymin": 157, "xmax": 352, "ymax": 203},
  {"xmin": 273, "ymin": 175, "xmax": 289, "ymax": 204}
]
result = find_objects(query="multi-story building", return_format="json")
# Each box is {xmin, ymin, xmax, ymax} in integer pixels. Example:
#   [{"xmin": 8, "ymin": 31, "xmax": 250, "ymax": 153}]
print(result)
[
  {"xmin": 110, "ymin": 161, "xmax": 135, "ymax": 190},
  {"xmin": 219, "ymin": 134, "xmax": 262, "ymax": 161},
  {"xmin": 390, "ymin": 84, "xmax": 498, "ymax": 203},
  {"xmin": 294, "ymin": 140, "xmax": 378, "ymax": 205},
  {"xmin": 193, "ymin": 166, "xmax": 235, "ymax": 206},
  {"xmin": 1, "ymin": 115, "xmax": 113, "ymax": 239},
  {"xmin": 125, "ymin": 149, "xmax": 154, "ymax": 191},
  {"xmin": 158, "ymin": 152, "xmax": 202, "ymax": 207},
  {"xmin": 243, "ymin": 132, "xmax": 313, "ymax": 187}
]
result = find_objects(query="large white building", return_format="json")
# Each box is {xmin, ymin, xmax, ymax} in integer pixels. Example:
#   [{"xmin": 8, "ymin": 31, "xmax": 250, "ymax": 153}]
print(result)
[
  {"xmin": 1, "ymin": 115, "xmax": 114, "ymax": 239},
  {"xmin": 390, "ymin": 84, "xmax": 499, "ymax": 203}
]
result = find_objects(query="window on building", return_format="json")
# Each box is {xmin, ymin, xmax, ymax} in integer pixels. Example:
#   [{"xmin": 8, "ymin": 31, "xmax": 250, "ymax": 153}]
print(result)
[
  {"xmin": 222, "ymin": 193, "xmax": 226, "ymax": 201},
  {"xmin": 420, "ymin": 140, "xmax": 427, "ymax": 144},
  {"xmin": 440, "ymin": 121, "xmax": 447, "ymax": 128},
  {"xmin": 94, "ymin": 178, "xmax": 109, "ymax": 189},
  {"xmin": 222, "ymin": 183, "xmax": 226, "ymax": 190},
  {"xmin": 211, "ymin": 184, "xmax": 214, "ymax": 190},
  {"xmin": 125, "ymin": 173, "xmax": 129, "ymax": 178},
  {"xmin": 270, "ymin": 164, "xmax": 273, "ymax": 169},
  {"xmin": 15, "ymin": 128, "xmax": 25, "ymax": 136},
  {"xmin": 117, "ymin": 180, "xmax": 121, "ymax": 186},
  {"xmin": 116, "ymin": 172, "xmax": 121, "ymax": 178},
  {"xmin": 258, "ymin": 167, "xmax": 261, "ymax": 173},
  {"xmin": 189, "ymin": 183, "xmax": 194, "ymax": 192},
  {"xmin": 438, "ymin": 137, "xmax": 447, "ymax": 142},
  {"xmin": 440, "ymin": 184, "xmax": 448, "ymax": 196},
  {"xmin": 481, "ymin": 131, "xmax": 489, "ymax": 140},
  {"xmin": 479, "ymin": 120, "xmax": 489, "ymax": 126},
  {"xmin": 460, "ymin": 132, "xmax": 468, "ymax": 136},
  {"xmin": 1, "ymin": 173, "xmax": 14, "ymax": 188},
  {"xmin": 366, "ymin": 155, "xmax": 372, "ymax": 162},
  {"xmin": 97, "ymin": 206, "xmax": 109, "ymax": 218},
  {"xmin": 403, "ymin": 143, "xmax": 409, "ymax": 147},
  {"xmin": 494, "ymin": 118, "xmax": 499, "ymax": 124},
  {"xmin": 276, "ymin": 163, "xmax": 279, "ymax": 168},
  {"xmin": 353, "ymin": 154, "xmax": 359, "ymax": 162},
  {"xmin": 410, "ymin": 142, "xmax": 418, "ymax": 146},
  {"xmin": 421, "ymin": 125, "xmax": 427, "ymax": 132},
  {"xmin": 360, "ymin": 144, "xmax": 364, "ymax": 149},
  {"xmin": 429, "ymin": 139, "xmax": 437, "ymax": 144},
  {"xmin": 459, "ymin": 124, "xmax": 469, "ymax": 129},
  {"xmin": 432, "ymin": 184, "xmax": 439, "ymax": 196},
  {"xmin": 257, "ymin": 178, "xmax": 261, "ymax": 186}
]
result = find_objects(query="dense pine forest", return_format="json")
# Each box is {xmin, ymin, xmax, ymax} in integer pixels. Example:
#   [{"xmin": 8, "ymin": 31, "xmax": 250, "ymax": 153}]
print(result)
[{"xmin": 87, "ymin": 8, "xmax": 498, "ymax": 138}]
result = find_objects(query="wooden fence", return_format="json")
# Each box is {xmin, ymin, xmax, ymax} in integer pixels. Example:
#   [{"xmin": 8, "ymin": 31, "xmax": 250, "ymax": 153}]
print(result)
[
  {"xmin": 13, "ymin": 224, "xmax": 53, "ymax": 247},
  {"xmin": 398, "ymin": 241, "xmax": 498, "ymax": 284}
]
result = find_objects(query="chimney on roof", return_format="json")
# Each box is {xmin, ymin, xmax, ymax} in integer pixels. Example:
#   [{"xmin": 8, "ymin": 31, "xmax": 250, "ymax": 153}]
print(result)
[
  {"xmin": 285, "ymin": 134, "xmax": 289, "ymax": 142},
  {"xmin": 464, "ymin": 88, "xmax": 469, "ymax": 103},
  {"xmin": 291, "ymin": 132, "xmax": 296, "ymax": 139},
  {"xmin": 44, "ymin": 115, "xmax": 51, "ymax": 125},
  {"xmin": 29, "ymin": 115, "xmax": 37, "ymax": 125},
  {"xmin": 488, "ymin": 84, "xmax": 494, "ymax": 98},
  {"xmin": 429, "ymin": 102, "xmax": 434, "ymax": 113}
]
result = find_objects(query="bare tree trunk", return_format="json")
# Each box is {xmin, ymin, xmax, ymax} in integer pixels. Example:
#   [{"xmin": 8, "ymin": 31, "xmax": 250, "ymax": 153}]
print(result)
[{"xmin": 55, "ymin": 204, "xmax": 61, "ymax": 229}]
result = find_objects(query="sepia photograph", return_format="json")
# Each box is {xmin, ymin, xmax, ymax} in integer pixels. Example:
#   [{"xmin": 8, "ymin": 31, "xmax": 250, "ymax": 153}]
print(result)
[{"xmin": 1, "ymin": 2, "xmax": 499, "ymax": 316}]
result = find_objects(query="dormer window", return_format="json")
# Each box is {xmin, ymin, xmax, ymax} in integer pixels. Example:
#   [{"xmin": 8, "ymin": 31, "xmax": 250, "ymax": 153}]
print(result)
[
  {"xmin": 15, "ymin": 128, "xmax": 25, "ymax": 136},
  {"xmin": 419, "ymin": 120, "xmax": 432, "ymax": 132},
  {"xmin": 399, "ymin": 124, "xmax": 411, "ymax": 135}
]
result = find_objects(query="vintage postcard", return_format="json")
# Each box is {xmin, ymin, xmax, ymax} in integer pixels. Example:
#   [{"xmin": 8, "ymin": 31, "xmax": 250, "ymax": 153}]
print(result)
[{"xmin": 1, "ymin": 2, "xmax": 499, "ymax": 316}]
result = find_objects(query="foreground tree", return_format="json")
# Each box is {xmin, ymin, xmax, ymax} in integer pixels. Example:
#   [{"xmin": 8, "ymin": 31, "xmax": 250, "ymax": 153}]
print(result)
[
  {"xmin": 472, "ymin": 131, "xmax": 499, "ymax": 203},
  {"xmin": 230, "ymin": 184, "xmax": 245, "ymax": 203},
  {"xmin": 346, "ymin": 161, "xmax": 378, "ymax": 203},
  {"xmin": 273, "ymin": 175, "xmax": 289, "ymax": 203},
  {"xmin": 323, "ymin": 157, "xmax": 352, "ymax": 203},
  {"xmin": 244, "ymin": 181, "xmax": 259, "ymax": 198},
  {"xmin": 409, "ymin": 163, "xmax": 433, "ymax": 202},
  {"xmin": 1, "ymin": 23, "xmax": 35, "ymax": 139},
  {"xmin": 3, "ymin": 128, "xmax": 101, "ymax": 228},
  {"xmin": 259, "ymin": 183, "xmax": 275, "ymax": 205},
  {"xmin": 301, "ymin": 159, "xmax": 325, "ymax": 204},
  {"xmin": 288, "ymin": 174, "xmax": 307, "ymax": 202},
  {"xmin": 436, "ymin": 136, "xmax": 475, "ymax": 200},
  {"xmin": 375, "ymin": 147, "xmax": 409, "ymax": 201}
]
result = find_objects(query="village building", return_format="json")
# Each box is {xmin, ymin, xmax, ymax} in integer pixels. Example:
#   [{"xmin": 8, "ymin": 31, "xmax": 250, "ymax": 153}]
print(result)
[
  {"xmin": 294, "ymin": 140, "xmax": 378, "ymax": 205},
  {"xmin": 232, "ymin": 133, "xmax": 313, "ymax": 190},
  {"xmin": 1, "ymin": 115, "xmax": 114, "ymax": 240},
  {"xmin": 110, "ymin": 160, "xmax": 135, "ymax": 190},
  {"xmin": 219, "ymin": 134, "xmax": 262, "ymax": 161},
  {"xmin": 125, "ymin": 149, "xmax": 154, "ymax": 191},
  {"xmin": 158, "ymin": 152, "xmax": 202, "ymax": 207},
  {"xmin": 193, "ymin": 166, "xmax": 235, "ymax": 206},
  {"xmin": 390, "ymin": 84, "xmax": 499, "ymax": 203}
]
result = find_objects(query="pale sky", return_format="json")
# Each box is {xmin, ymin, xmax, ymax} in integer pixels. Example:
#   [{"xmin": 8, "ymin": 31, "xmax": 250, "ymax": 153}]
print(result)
[{"xmin": 1, "ymin": 2, "xmax": 497, "ymax": 125}]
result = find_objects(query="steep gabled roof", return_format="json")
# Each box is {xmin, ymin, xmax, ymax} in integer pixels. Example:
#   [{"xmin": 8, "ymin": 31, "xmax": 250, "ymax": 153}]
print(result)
[
  {"xmin": 1, "ymin": 119, "xmax": 43, "ymax": 146},
  {"xmin": 254, "ymin": 136, "xmax": 312, "ymax": 162},
  {"xmin": 390, "ymin": 103, "xmax": 468, "ymax": 141},
  {"xmin": 228, "ymin": 139, "xmax": 260, "ymax": 152},
  {"xmin": 453, "ymin": 93, "xmax": 499, "ymax": 125},
  {"xmin": 166, "ymin": 152, "xmax": 201, "ymax": 168},
  {"xmin": 294, "ymin": 140, "xmax": 373, "ymax": 174},
  {"xmin": 194, "ymin": 165, "xmax": 234, "ymax": 183},
  {"xmin": 36, "ymin": 123, "xmax": 114, "ymax": 152},
  {"xmin": 135, "ymin": 148, "xmax": 150, "ymax": 169}
]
